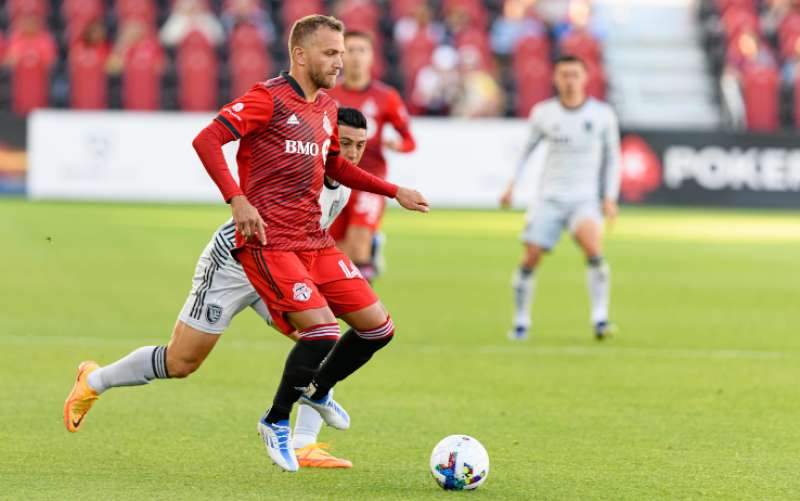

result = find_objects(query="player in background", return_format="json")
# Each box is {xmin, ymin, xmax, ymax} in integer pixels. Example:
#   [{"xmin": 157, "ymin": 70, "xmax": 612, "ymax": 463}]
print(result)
[
  {"xmin": 192, "ymin": 15, "xmax": 428, "ymax": 472},
  {"xmin": 63, "ymin": 108, "xmax": 370, "ymax": 469},
  {"xmin": 327, "ymin": 31, "xmax": 416, "ymax": 282},
  {"xmin": 500, "ymin": 55, "xmax": 622, "ymax": 341}
]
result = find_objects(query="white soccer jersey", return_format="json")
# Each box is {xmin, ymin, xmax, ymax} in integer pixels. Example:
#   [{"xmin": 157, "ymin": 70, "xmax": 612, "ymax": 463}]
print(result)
[{"xmin": 517, "ymin": 98, "xmax": 622, "ymax": 203}]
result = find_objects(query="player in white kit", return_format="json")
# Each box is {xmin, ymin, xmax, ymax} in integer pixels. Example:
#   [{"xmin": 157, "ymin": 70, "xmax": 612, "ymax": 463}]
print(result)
[
  {"xmin": 64, "ymin": 108, "xmax": 370, "ymax": 469},
  {"xmin": 500, "ymin": 55, "xmax": 622, "ymax": 341}
]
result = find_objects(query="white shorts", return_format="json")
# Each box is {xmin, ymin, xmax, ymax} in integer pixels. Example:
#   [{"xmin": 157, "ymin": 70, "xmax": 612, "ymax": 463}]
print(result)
[
  {"xmin": 521, "ymin": 199, "xmax": 603, "ymax": 250},
  {"xmin": 177, "ymin": 247, "xmax": 271, "ymax": 335}
]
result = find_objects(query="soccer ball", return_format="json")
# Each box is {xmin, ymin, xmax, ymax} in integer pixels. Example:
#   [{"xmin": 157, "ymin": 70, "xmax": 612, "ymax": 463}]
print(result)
[{"xmin": 429, "ymin": 435, "xmax": 489, "ymax": 491}]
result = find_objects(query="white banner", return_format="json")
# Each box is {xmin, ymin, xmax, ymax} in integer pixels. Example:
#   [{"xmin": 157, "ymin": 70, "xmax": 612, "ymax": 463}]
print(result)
[{"xmin": 28, "ymin": 111, "xmax": 541, "ymax": 208}]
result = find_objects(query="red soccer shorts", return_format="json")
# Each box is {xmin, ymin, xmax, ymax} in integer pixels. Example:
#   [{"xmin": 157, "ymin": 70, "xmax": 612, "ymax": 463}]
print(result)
[
  {"xmin": 329, "ymin": 190, "xmax": 386, "ymax": 240},
  {"xmin": 236, "ymin": 246, "xmax": 379, "ymax": 335}
]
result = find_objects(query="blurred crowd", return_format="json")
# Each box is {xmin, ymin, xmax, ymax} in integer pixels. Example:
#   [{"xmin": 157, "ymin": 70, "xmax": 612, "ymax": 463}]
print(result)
[
  {"xmin": 0, "ymin": 0, "xmax": 606, "ymax": 118},
  {"xmin": 701, "ymin": 0, "xmax": 800, "ymax": 130}
]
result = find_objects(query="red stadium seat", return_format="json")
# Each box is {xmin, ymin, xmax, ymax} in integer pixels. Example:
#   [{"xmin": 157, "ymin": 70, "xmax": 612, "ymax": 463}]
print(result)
[
  {"xmin": 513, "ymin": 35, "xmax": 551, "ymax": 76},
  {"xmin": 5, "ymin": 27, "xmax": 57, "ymax": 115},
  {"xmin": 778, "ymin": 11, "xmax": 800, "ymax": 47},
  {"xmin": 68, "ymin": 38, "xmax": 110, "ymax": 109},
  {"xmin": 116, "ymin": 0, "xmax": 158, "ymax": 27},
  {"xmin": 513, "ymin": 35, "xmax": 551, "ymax": 61},
  {"xmin": 122, "ymin": 36, "xmax": 164, "ymax": 110},
  {"xmin": 337, "ymin": 0, "xmax": 380, "ymax": 31},
  {"xmin": 229, "ymin": 24, "xmax": 272, "ymax": 98},
  {"xmin": 455, "ymin": 27, "xmax": 492, "ymax": 68},
  {"xmin": 514, "ymin": 58, "xmax": 553, "ymax": 117},
  {"xmin": 62, "ymin": 0, "xmax": 105, "ymax": 43},
  {"xmin": 741, "ymin": 65, "xmax": 779, "ymax": 131},
  {"xmin": 585, "ymin": 60, "xmax": 607, "ymax": 100},
  {"xmin": 559, "ymin": 30, "xmax": 602, "ymax": 65},
  {"xmin": 779, "ymin": 32, "xmax": 800, "ymax": 60},
  {"xmin": 283, "ymin": 0, "xmax": 324, "ymax": 29},
  {"xmin": 177, "ymin": 31, "xmax": 219, "ymax": 111},
  {"xmin": 389, "ymin": 0, "xmax": 427, "ymax": 20},
  {"xmin": 336, "ymin": 0, "xmax": 385, "ymax": 78},
  {"xmin": 715, "ymin": 0, "xmax": 756, "ymax": 14},
  {"xmin": 6, "ymin": 0, "xmax": 48, "ymax": 25},
  {"xmin": 793, "ymin": 75, "xmax": 800, "ymax": 129},
  {"xmin": 722, "ymin": 6, "xmax": 759, "ymax": 38},
  {"xmin": 441, "ymin": 0, "xmax": 488, "ymax": 27},
  {"xmin": 400, "ymin": 33, "xmax": 436, "ymax": 96}
]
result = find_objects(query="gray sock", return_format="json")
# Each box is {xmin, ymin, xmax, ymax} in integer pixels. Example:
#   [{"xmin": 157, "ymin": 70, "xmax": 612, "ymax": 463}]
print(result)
[
  {"xmin": 586, "ymin": 257, "xmax": 610, "ymax": 324},
  {"xmin": 511, "ymin": 266, "xmax": 536, "ymax": 329},
  {"xmin": 87, "ymin": 346, "xmax": 169, "ymax": 394}
]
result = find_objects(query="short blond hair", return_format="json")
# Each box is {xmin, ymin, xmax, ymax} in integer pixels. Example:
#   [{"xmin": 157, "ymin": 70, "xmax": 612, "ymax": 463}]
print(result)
[{"xmin": 288, "ymin": 14, "xmax": 344, "ymax": 51}]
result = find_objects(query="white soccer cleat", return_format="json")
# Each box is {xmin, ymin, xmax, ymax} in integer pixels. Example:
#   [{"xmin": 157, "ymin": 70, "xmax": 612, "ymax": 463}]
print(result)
[
  {"xmin": 257, "ymin": 417, "xmax": 299, "ymax": 472},
  {"xmin": 299, "ymin": 390, "xmax": 350, "ymax": 430}
]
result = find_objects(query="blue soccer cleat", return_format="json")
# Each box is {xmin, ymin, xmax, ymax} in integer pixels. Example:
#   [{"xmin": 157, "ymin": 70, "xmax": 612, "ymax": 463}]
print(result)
[
  {"xmin": 594, "ymin": 321, "xmax": 617, "ymax": 341},
  {"xmin": 299, "ymin": 389, "xmax": 350, "ymax": 430},
  {"xmin": 257, "ymin": 415, "xmax": 299, "ymax": 472},
  {"xmin": 507, "ymin": 325, "xmax": 529, "ymax": 341}
]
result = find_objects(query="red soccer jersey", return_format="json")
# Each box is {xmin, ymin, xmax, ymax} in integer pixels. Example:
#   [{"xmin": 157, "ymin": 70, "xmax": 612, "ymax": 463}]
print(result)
[
  {"xmin": 327, "ymin": 80, "xmax": 415, "ymax": 179},
  {"xmin": 215, "ymin": 72, "xmax": 341, "ymax": 251}
]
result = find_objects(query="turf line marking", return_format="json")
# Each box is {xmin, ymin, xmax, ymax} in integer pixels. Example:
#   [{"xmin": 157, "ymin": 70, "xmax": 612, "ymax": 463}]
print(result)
[{"xmin": 1, "ymin": 335, "xmax": 794, "ymax": 360}]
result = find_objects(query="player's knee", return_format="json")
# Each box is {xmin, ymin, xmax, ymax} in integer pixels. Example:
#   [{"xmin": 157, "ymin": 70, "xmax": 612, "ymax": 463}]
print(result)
[{"xmin": 523, "ymin": 249, "xmax": 542, "ymax": 269}]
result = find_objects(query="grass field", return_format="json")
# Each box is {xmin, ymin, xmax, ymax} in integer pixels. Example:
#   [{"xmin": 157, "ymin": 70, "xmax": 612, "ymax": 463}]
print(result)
[{"xmin": 2, "ymin": 198, "xmax": 800, "ymax": 500}]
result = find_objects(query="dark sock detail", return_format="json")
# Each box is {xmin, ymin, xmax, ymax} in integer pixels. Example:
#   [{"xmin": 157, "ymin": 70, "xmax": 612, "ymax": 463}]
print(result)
[
  {"xmin": 587, "ymin": 256, "xmax": 604, "ymax": 267},
  {"xmin": 519, "ymin": 265, "xmax": 534, "ymax": 277},
  {"xmin": 151, "ymin": 346, "xmax": 170, "ymax": 379},
  {"xmin": 265, "ymin": 337, "xmax": 336, "ymax": 423},
  {"xmin": 310, "ymin": 328, "xmax": 394, "ymax": 400}
]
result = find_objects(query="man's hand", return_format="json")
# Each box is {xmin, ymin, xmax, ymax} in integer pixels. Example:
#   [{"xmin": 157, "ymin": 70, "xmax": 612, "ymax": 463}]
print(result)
[
  {"xmin": 383, "ymin": 138, "xmax": 403, "ymax": 152},
  {"xmin": 230, "ymin": 195, "xmax": 266, "ymax": 245},
  {"xmin": 602, "ymin": 199, "xmax": 618, "ymax": 223},
  {"xmin": 395, "ymin": 187, "xmax": 429, "ymax": 213},
  {"xmin": 499, "ymin": 182, "xmax": 514, "ymax": 209}
]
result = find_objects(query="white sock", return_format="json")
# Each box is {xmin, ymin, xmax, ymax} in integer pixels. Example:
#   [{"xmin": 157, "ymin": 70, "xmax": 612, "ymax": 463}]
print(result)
[
  {"xmin": 292, "ymin": 403, "xmax": 324, "ymax": 449},
  {"xmin": 586, "ymin": 257, "xmax": 610, "ymax": 324},
  {"xmin": 511, "ymin": 266, "xmax": 536, "ymax": 329},
  {"xmin": 87, "ymin": 346, "xmax": 169, "ymax": 394}
]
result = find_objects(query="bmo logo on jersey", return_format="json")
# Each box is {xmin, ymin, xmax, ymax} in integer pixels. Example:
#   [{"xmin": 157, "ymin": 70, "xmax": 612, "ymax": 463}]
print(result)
[
  {"xmin": 285, "ymin": 140, "xmax": 320, "ymax": 156},
  {"xmin": 285, "ymin": 138, "xmax": 332, "ymax": 161}
]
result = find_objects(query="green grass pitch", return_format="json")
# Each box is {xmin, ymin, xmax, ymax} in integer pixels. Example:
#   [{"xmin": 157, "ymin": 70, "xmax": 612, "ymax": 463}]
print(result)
[{"xmin": 2, "ymin": 198, "xmax": 800, "ymax": 500}]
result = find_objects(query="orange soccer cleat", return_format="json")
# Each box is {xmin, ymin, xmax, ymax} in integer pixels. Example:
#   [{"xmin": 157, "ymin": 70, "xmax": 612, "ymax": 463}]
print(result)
[
  {"xmin": 63, "ymin": 361, "xmax": 100, "ymax": 432},
  {"xmin": 295, "ymin": 443, "xmax": 353, "ymax": 469}
]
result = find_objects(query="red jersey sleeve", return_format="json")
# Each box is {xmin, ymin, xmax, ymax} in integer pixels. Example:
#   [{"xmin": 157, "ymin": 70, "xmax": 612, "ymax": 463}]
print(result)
[
  {"xmin": 386, "ymin": 89, "xmax": 416, "ymax": 153},
  {"xmin": 215, "ymin": 85, "xmax": 275, "ymax": 139},
  {"xmin": 193, "ymin": 120, "xmax": 242, "ymax": 202},
  {"xmin": 325, "ymin": 154, "xmax": 398, "ymax": 198}
]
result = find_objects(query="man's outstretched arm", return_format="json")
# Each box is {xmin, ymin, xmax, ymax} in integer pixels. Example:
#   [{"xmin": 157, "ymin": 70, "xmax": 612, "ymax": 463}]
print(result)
[{"xmin": 325, "ymin": 154, "xmax": 429, "ymax": 213}]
